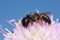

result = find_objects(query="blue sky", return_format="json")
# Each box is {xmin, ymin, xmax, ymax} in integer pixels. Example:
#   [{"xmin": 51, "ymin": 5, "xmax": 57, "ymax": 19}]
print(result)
[{"xmin": 0, "ymin": 0, "xmax": 60, "ymax": 40}]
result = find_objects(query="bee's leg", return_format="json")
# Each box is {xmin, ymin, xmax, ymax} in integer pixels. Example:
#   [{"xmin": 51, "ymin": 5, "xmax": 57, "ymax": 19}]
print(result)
[
  {"xmin": 40, "ymin": 20, "xmax": 43, "ymax": 26},
  {"xmin": 36, "ymin": 20, "xmax": 40, "ymax": 23},
  {"xmin": 29, "ymin": 21, "xmax": 33, "ymax": 26},
  {"xmin": 39, "ymin": 19, "xmax": 44, "ymax": 26},
  {"xmin": 31, "ymin": 22, "xmax": 33, "ymax": 26}
]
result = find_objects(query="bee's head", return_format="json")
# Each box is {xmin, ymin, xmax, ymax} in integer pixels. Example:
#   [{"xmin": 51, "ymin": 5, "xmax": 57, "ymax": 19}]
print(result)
[{"xmin": 21, "ymin": 17, "xmax": 30, "ymax": 28}]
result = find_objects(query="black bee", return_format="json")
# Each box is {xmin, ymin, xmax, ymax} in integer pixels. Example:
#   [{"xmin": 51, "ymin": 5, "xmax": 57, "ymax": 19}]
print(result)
[{"xmin": 21, "ymin": 12, "xmax": 51, "ymax": 28}]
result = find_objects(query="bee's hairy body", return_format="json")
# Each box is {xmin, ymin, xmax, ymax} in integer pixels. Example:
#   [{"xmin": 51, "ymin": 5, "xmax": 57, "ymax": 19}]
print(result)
[{"xmin": 21, "ymin": 12, "xmax": 51, "ymax": 28}]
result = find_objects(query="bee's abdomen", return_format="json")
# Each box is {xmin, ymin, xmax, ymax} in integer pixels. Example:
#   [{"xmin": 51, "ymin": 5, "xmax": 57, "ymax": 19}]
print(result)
[{"xmin": 42, "ymin": 15, "xmax": 51, "ymax": 24}]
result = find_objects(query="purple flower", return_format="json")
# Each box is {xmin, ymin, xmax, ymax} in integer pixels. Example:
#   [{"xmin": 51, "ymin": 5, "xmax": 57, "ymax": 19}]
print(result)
[{"xmin": 1, "ymin": 15, "xmax": 60, "ymax": 40}]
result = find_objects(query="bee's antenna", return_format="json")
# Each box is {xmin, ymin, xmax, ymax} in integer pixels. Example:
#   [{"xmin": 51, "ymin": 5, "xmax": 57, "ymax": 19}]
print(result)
[{"xmin": 35, "ymin": 9, "xmax": 39, "ymax": 13}]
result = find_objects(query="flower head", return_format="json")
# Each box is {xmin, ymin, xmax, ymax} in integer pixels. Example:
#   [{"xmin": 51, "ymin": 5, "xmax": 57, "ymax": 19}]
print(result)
[
  {"xmin": 1, "ymin": 15, "xmax": 60, "ymax": 40},
  {"xmin": 0, "ymin": 9, "xmax": 60, "ymax": 40}
]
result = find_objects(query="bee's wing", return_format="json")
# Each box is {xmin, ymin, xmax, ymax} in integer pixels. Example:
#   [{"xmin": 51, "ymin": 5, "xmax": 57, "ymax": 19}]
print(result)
[
  {"xmin": 35, "ymin": 9, "xmax": 40, "ymax": 13},
  {"xmin": 44, "ymin": 12, "xmax": 52, "ymax": 15}
]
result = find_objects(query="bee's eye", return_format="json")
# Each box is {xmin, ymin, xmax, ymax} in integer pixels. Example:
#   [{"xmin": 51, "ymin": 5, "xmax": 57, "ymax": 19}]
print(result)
[
  {"xmin": 25, "ymin": 18, "xmax": 30, "ymax": 22},
  {"xmin": 25, "ymin": 19, "xmax": 28, "ymax": 22}
]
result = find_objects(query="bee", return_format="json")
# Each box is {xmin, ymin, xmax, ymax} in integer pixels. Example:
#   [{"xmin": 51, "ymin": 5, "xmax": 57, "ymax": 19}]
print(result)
[{"xmin": 21, "ymin": 12, "xmax": 51, "ymax": 28}]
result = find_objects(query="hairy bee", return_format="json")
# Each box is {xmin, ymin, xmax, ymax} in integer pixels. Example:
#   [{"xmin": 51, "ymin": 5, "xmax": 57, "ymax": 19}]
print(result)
[{"xmin": 21, "ymin": 12, "xmax": 51, "ymax": 28}]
